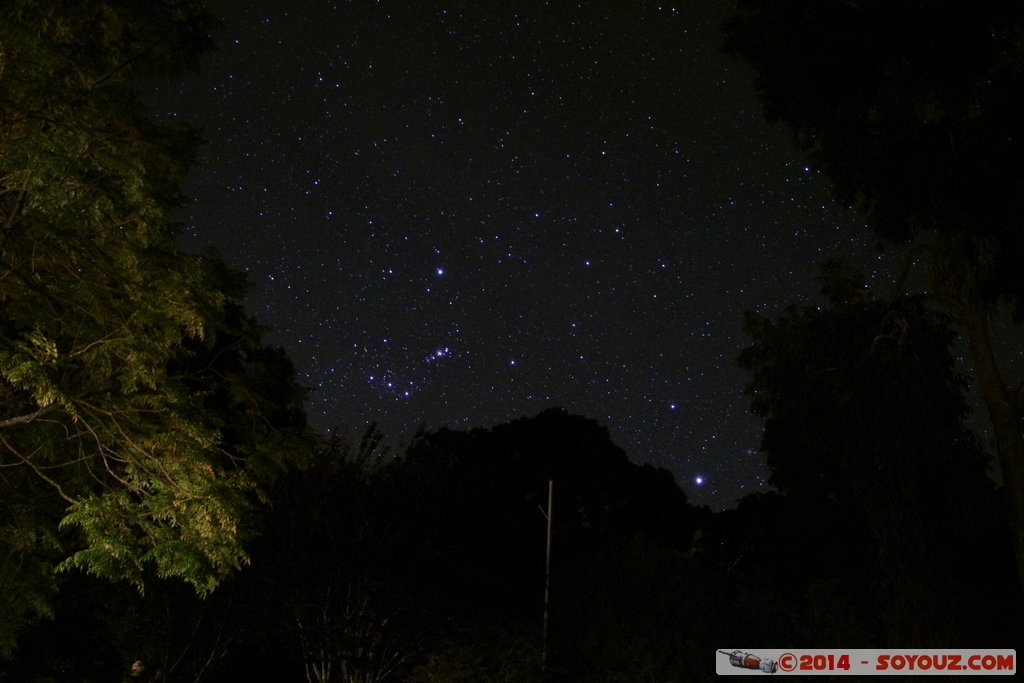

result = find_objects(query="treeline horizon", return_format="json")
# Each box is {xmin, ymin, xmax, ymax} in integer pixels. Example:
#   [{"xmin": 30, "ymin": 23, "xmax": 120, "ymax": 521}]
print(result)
[{"xmin": 5, "ymin": 398, "xmax": 1022, "ymax": 681}]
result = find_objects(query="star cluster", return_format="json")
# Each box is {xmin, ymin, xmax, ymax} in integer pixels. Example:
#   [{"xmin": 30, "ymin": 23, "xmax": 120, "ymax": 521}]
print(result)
[{"xmin": 149, "ymin": 0, "xmax": 879, "ymax": 508}]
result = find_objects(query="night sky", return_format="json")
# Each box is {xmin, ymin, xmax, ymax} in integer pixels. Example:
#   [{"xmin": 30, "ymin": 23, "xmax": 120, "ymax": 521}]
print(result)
[{"xmin": 146, "ymin": 0, "xmax": 885, "ymax": 509}]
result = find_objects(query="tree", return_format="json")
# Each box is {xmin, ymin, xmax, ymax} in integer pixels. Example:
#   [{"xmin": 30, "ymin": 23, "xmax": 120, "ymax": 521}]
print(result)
[
  {"xmin": 0, "ymin": 0, "xmax": 309, "ymax": 643},
  {"xmin": 248, "ymin": 429, "xmax": 407, "ymax": 683},
  {"xmin": 390, "ymin": 409, "xmax": 701, "ymax": 678},
  {"xmin": 3, "ymin": 410, "xmax": 706, "ymax": 679},
  {"xmin": 724, "ymin": 0, "xmax": 1024, "ymax": 590},
  {"xmin": 738, "ymin": 263, "xmax": 1019, "ymax": 644}
]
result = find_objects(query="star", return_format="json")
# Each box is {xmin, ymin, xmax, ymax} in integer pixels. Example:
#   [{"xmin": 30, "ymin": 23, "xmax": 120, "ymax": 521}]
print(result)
[{"xmin": 151, "ymin": 0, "xmax": 874, "ymax": 510}]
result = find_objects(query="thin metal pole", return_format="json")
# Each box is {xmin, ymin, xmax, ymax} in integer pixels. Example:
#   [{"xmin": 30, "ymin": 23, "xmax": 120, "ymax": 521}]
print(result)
[{"xmin": 541, "ymin": 479, "xmax": 553, "ymax": 675}]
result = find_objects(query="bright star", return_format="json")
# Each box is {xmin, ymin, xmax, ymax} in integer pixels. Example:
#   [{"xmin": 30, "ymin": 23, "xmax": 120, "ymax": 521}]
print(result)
[{"xmin": 694, "ymin": 476, "xmax": 704, "ymax": 485}]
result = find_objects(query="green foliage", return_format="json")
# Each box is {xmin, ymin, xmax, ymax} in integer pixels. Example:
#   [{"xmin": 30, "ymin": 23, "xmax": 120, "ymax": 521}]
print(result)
[
  {"xmin": 0, "ymin": 0, "xmax": 312, "ymax": 653},
  {"xmin": 0, "ymin": 510, "xmax": 60, "ymax": 659},
  {"xmin": 3, "ymin": 407, "xmax": 1016, "ymax": 679}
]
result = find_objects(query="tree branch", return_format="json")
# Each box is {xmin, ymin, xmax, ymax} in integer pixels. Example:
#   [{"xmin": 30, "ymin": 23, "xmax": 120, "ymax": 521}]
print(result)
[
  {"xmin": 0, "ymin": 403, "xmax": 58, "ymax": 429},
  {"xmin": 0, "ymin": 433, "xmax": 78, "ymax": 504}
]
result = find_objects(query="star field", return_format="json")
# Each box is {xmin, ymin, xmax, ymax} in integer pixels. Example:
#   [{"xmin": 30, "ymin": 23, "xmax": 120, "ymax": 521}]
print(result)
[{"xmin": 147, "ymin": 0, "xmax": 882, "ymax": 509}]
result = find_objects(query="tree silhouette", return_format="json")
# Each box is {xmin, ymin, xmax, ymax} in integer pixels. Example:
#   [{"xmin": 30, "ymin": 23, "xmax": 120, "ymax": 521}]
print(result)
[
  {"xmin": 739, "ymin": 263, "xmax": 1018, "ymax": 644},
  {"xmin": 725, "ymin": 0, "xmax": 1024, "ymax": 589},
  {"xmin": 248, "ymin": 428, "xmax": 406, "ymax": 683},
  {"xmin": 392, "ymin": 408, "xmax": 700, "ymax": 679}
]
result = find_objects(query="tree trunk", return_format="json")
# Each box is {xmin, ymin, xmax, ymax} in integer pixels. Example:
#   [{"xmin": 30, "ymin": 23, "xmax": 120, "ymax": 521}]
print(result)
[{"xmin": 964, "ymin": 295, "xmax": 1024, "ymax": 595}]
